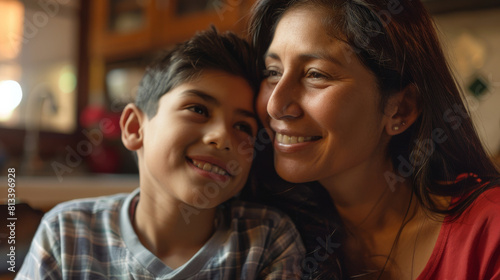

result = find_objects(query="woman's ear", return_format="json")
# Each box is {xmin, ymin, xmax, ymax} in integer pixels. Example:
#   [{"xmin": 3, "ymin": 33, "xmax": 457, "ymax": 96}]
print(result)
[
  {"xmin": 120, "ymin": 103, "xmax": 145, "ymax": 151},
  {"xmin": 385, "ymin": 84, "xmax": 421, "ymax": 136}
]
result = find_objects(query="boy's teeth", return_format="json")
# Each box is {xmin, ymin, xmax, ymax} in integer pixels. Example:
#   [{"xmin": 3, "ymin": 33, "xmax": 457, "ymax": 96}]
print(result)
[
  {"xmin": 276, "ymin": 133, "xmax": 315, "ymax": 144},
  {"xmin": 192, "ymin": 159, "xmax": 228, "ymax": 176},
  {"xmin": 203, "ymin": 163, "xmax": 212, "ymax": 171}
]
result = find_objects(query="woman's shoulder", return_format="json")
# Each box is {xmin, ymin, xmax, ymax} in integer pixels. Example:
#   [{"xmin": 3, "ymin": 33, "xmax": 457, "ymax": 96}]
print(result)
[
  {"xmin": 467, "ymin": 184, "xmax": 500, "ymax": 214},
  {"xmin": 421, "ymin": 185, "xmax": 500, "ymax": 280},
  {"xmin": 450, "ymin": 184, "xmax": 500, "ymax": 230}
]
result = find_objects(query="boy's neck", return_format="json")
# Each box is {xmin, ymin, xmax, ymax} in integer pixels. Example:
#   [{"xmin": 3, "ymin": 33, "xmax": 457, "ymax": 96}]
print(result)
[{"xmin": 132, "ymin": 189, "xmax": 218, "ymax": 269}]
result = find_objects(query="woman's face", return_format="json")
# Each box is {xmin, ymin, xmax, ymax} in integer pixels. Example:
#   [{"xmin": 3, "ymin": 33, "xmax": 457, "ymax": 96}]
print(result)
[{"xmin": 258, "ymin": 7, "xmax": 394, "ymax": 186}]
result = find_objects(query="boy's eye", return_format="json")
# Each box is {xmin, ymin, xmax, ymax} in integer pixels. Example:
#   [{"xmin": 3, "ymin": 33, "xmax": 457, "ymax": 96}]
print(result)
[
  {"xmin": 187, "ymin": 105, "xmax": 208, "ymax": 116},
  {"xmin": 234, "ymin": 122, "xmax": 254, "ymax": 136}
]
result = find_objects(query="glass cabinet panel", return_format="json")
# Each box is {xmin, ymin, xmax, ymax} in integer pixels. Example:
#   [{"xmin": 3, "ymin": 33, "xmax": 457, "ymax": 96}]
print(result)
[
  {"xmin": 108, "ymin": 0, "xmax": 146, "ymax": 33},
  {"xmin": 175, "ymin": 0, "xmax": 217, "ymax": 16}
]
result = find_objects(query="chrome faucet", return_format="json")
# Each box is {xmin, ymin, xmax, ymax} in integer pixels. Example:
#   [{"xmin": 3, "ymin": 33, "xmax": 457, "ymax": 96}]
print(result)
[{"xmin": 21, "ymin": 83, "xmax": 58, "ymax": 175}]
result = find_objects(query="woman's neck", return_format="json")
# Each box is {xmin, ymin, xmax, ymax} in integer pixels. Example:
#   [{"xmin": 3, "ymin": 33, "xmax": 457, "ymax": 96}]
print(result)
[
  {"xmin": 320, "ymin": 158, "xmax": 414, "ymax": 234},
  {"xmin": 318, "ymin": 158, "xmax": 444, "ymax": 279}
]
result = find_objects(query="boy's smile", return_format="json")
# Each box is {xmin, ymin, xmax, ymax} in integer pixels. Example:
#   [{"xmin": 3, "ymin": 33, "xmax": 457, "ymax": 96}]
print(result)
[
  {"xmin": 136, "ymin": 70, "xmax": 257, "ymax": 209},
  {"xmin": 187, "ymin": 156, "xmax": 232, "ymax": 182},
  {"xmin": 189, "ymin": 158, "xmax": 230, "ymax": 176}
]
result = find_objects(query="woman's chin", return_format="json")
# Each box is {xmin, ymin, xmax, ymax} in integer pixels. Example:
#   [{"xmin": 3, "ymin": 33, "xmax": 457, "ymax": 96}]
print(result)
[{"xmin": 275, "ymin": 164, "xmax": 316, "ymax": 184}]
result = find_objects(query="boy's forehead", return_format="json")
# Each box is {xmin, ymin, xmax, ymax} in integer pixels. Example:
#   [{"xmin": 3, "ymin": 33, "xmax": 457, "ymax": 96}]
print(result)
[
  {"xmin": 195, "ymin": 69, "xmax": 255, "ymax": 89},
  {"xmin": 189, "ymin": 69, "xmax": 253, "ymax": 92},
  {"xmin": 171, "ymin": 70, "xmax": 256, "ymax": 113}
]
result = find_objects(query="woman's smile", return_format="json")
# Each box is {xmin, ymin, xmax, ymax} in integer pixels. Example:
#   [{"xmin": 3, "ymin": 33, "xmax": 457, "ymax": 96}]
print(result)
[
  {"xmin": 258, "ymin": 7, "xmax": 389, "ymax": 184},
  {"xmin": 274, "ymin": 132, "xmax": 321, "ymax": 144}
]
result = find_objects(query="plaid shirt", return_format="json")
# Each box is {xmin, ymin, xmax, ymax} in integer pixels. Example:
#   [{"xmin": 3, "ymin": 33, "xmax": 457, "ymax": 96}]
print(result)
[{"xmin": 16, "ymin": 189, "xmax": 305, "ymax": 279}]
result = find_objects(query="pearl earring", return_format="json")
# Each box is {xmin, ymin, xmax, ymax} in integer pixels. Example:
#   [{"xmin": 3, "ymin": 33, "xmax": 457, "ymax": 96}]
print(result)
[{"xmin": 393, "ymin": 121, "xmax": 406, "ymax": 131}]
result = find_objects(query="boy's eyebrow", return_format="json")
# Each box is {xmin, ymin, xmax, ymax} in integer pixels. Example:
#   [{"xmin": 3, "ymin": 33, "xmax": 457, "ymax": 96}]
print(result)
[
  {"xmin": 181, "ymin": 89, "xmax": 257, "ymax": 119},
  {"xmin": 182, "ymin": 89, "xmax": 220, "ymax": 106},
  {"xmin": 235, "ymin": 109, "xmax": 256, "ymax": 120}
]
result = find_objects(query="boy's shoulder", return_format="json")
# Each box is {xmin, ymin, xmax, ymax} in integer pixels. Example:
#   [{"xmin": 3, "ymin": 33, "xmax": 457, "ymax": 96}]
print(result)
[
  {"xmin": 225, "ymin": 200, "xmax": 295, "ymax": 230},
  {"xmin": 218, "ymin": 199, "xmax": 306, "ymax": 270},
  {"xmin": 48, "ymin": 191, "xmax": 131, "ymax": 215},
  {"xmin": 42, "ymin": 191, "xmax": 134, "ymax": 227}
]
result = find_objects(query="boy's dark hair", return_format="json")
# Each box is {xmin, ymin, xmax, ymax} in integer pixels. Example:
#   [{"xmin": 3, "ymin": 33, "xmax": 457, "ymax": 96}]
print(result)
[{"xmin": 136, "ymin": 26, "xmax": 259, "ymax": 118}]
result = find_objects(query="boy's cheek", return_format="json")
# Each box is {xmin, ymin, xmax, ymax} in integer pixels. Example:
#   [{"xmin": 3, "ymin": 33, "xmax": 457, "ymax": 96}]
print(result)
[
  {"xmin": 257, "ymin": 81, "xmax": 272, "ymax": 126},
  {"xmin": 236, "ymin": 138, "xmax": 256, "ymax": 162},
  {"xmin": 226, "ymin": 160, "xmax": 244, "ymax": 176}
]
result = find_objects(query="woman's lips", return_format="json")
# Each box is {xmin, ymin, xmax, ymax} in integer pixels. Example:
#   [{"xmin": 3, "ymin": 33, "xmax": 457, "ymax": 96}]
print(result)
[
  {"xmin": 273, "ymin": 132, "xmax": 322, "ymax": 153},
  {"xmin": 275, "ymin": 132, "xmax": 321, "ymax": 144}
]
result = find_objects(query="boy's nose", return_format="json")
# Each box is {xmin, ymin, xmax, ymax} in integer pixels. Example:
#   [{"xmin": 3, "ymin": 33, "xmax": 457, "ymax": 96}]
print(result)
[{"xmin": 203, "ymin": 126, "xmax": 232, "ymax": 151}]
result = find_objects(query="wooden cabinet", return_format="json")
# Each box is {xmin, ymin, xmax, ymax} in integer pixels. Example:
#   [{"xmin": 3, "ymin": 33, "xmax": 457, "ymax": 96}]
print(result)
[
  {"xmin": 90, "ymin": 0, "xmax": 155, "ymax": 59},
  {"xmin": 152, "ymin": 0, "xmax": 254, "ymax": 48},
  {"xmin": 90, "ymin": 0, "xmax": 255, "ymax": 60},
  {"xmin": 88, "ymin": 0, "xmax": 256, "ymax": 114}
]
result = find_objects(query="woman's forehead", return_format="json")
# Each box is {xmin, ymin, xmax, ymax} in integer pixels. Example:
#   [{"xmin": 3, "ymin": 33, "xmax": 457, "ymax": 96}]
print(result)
[{"xmin": 268, "ymin": 8, "xmax": 354, "ymax": 65}]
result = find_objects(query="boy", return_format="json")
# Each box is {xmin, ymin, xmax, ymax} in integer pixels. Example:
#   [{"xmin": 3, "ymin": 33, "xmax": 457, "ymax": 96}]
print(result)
[{"xmin": 16, "ymin": 28, "xmax": 304, "ymax": 279}]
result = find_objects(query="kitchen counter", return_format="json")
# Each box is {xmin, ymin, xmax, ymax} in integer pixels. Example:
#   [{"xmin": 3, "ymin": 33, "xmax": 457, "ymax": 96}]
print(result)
[{"xmin": 1, "ymin": 174, "xmax": 139, "ymax": 212}]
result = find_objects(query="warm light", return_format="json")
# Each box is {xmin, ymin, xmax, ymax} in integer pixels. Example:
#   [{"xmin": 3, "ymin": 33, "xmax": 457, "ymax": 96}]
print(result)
[
  {"xmin": 58, "ymin": 66, "xmax": 77, "ymax": 94},
  {"xmin": 0, "ymin": 1, "xmax": 25, "ymax": 61},
  {"xmin": 0, "ymin": 80, "xmax": 23, "ymax": 120}
]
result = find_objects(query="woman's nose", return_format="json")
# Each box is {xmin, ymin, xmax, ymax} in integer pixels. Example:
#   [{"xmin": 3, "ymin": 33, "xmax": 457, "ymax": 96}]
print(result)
[{"xmin": 266, "ymin": 75, "xmax": 303, "ymax": 121}]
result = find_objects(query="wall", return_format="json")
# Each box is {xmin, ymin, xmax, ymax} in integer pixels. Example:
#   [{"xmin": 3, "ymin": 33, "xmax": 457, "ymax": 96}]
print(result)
[{"xmin": 433, "ymin": 8, "xmax": 500, "ymax": 156}]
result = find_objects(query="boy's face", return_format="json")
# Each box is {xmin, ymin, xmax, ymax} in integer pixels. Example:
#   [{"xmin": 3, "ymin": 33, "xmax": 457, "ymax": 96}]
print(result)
[{"xmin": 139, "ymin": 70, "xmax": 257, "ymax": 209}]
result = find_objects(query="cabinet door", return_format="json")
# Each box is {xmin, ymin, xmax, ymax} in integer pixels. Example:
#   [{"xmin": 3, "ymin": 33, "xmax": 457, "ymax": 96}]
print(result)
[
  {"xmin": 91, "ymin": 0, "xmax": 155, "ymax": 58},
  {"xmin": 152, "ymin": 0, "xmax": 255, "ymax": 47}
]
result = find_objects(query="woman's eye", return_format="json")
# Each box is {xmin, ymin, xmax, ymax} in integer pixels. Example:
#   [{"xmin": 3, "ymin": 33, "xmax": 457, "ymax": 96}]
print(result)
[
  {"xmin": 263, "ymin": 68, "xmax": 282, "ymax": 83},
  {"xmin": 263, "ymin": 69, "xmax": 279, "ymax": 77},
  {"xmin": 187, "ymin": 105, "xmax": 208, "ymax": 116},
  {"xmin": 306, "ymin": 70, "xmax": 328, "ymax": 80},
  {"xmin": 235, "ymin": 122, "xmax": 254, "ymax": 136}
]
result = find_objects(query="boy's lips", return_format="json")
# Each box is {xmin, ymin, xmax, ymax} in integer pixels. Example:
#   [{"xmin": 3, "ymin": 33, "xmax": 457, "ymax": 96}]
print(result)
[{"xmin": 186, "ymin": 156, "xmax": 232, "ymax": 176}]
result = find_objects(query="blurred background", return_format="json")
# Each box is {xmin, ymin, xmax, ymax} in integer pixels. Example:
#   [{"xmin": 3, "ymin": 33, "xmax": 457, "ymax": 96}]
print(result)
[
  {"xmin": 0, "ymin": 0, "xmax": 498, "ymax": 201},
  {"xmin": 0, "ymin": 0, "xmax": 499, "ymax": 277}
]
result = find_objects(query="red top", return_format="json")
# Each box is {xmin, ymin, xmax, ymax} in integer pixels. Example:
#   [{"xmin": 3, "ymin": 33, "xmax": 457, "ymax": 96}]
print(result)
[{"xmin": 417, "ymin": 185, "xmax": 500, "ymax": 280}]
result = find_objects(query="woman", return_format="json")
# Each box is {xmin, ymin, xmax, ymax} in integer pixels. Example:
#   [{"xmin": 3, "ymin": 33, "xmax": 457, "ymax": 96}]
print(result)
[{"xmin": 246, "ymin": 0, "xmax": 500, "ymax": 279}]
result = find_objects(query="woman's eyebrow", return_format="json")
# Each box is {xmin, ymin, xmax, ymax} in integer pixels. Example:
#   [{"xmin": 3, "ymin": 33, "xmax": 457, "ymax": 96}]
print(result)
[
  {"xmin": 264, "ymin": 51, "xmax": 280, "ymax": 61},
  {"xmin": 298, "ymin": 52, "xmax": 344, "ymax": 67},
  {"xmin": 264, "ymin": 51, "xmax": 344, "ymax": 67}
]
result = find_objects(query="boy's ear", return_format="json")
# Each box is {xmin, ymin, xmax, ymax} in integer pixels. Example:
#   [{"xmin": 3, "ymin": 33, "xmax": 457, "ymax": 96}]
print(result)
[
  {"xmin": 120, "ymin": 103, "xmax": 145, "ymax": 151},
  {"xmin": 385, "ymin": 84, "xmax": 421, "ymax": 136}
]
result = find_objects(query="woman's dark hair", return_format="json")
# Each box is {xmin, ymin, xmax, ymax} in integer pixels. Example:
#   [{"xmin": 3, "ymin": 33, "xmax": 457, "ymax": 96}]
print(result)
[
  {"xmin": 247, "ymin": 0, "xmax": 500, "ymax": 279},
  {"xmin": 135, "ymin": 26, "xmax": 259, "ymax": 118}
]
